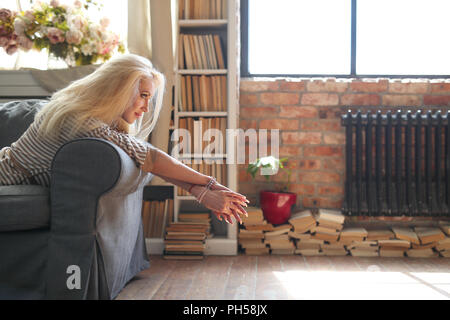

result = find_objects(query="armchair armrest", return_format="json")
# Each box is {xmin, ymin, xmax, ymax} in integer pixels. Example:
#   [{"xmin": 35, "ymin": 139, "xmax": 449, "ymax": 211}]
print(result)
[{"xmin": 46, "ymin": 138, "xmax": 152, "ymax": 299}]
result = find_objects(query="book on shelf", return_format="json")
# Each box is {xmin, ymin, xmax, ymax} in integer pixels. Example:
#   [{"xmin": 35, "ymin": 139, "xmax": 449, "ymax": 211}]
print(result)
[
  {"xmin": 379, "ymin": 249, "xmax": 405, "ymax": 258},
  {"xmin": 295, "ymin": 248, "xmax": 323, "ymax": 256},
  {"xmin": 238, "ymin": 229, "xmax": 264, "ymax": 240},
  {"xmin": 316, "ymin": 209, "xmax": 345, "ymax": 225},
  {"xmin": 245, "ymin": 247, "xmax": 270, "ymax": 256},
  {"xmin": 339, "ymin": 228, "xmax": 368, "ymax": 244},
  {"xmin": 179, "ymin": 0, "xmax": 227, "ymax": 20},
  {"xmin": 142, "ymin": 199, "xmax": 173, "ymax": 239},
  {"xmin": 179, "ymin": 34, "xmax": 226, "ymax": 70},
  {"xmin": 406, "ymin": 248, "xmax": 439, "ymax": 258},
  {"xmin": 414, "ymin": 227, "xmax": 446, "ymax": 245},
  {"xmin": 378, "ymin": 239, "xmax": 411, "ymax": 250},
  {"xmin": 392, "ymin": 227, "xmax": 420, "ymax": 245},
  {"xmin": 439, "ymin": 222, "xmax": 450, "ymax": 236},
  {"xmin": 264, "ymin": 224, "xmax": 292, "ymax": 238},
  {"xmin": 367, "ymin": 229, "xmax": 395, "ymax": 241},
  {"xmin": 179, "ymin": 75, "xmax": 227, "ymax": 112},
  {"xmin": 271, "ymin": 248, "xmax": 295, "ymax": 255},
  {"xmin": 350, "ymin": 248, "xmax": 379, "ymax": 257},
  {"xmin": 435, "ymin": 237, "xmax": 450, "ymax": 252},
  {"xmin": 288, "ymin": 210, "xmax": 316, "ymax": 234},
  {"xmin": 239, "ymin": 239, "xmax": 266, "ymax": 249}
]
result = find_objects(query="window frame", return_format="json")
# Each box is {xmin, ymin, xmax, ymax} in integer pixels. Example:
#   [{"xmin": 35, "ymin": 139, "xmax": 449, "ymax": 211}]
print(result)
[{"xmin": 240, "ymin": 0, "xmax": 450, "ymax": 79}]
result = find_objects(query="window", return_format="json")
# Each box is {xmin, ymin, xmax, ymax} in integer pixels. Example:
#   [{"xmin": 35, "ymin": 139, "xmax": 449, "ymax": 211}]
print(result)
[
  {"xmin": 241, "ymin": 0, "xmax": 450, "ymax": 78},
  {"xmin": 0, "ymin": 0, "xmax": 127, "ymax": 70}
]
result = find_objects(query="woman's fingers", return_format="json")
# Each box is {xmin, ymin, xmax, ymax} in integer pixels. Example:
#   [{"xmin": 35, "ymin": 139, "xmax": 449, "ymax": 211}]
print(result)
[
  {"xmin": 230, "ymin": 207, "xmax": 243, "ymax": 224},
  {"xmin": 233, "ymin": 202, "xmax": 248, "ymax": 218}
]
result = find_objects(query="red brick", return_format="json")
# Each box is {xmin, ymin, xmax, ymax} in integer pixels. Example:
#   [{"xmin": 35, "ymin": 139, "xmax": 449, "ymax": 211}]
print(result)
[
  {"xmin": 239, "ymin": 119, "xmax": 257, "ymax": 129},
  {"xmin": 303, "ymin": 146, "xmax": 343, "ymax": 157},
  {"xmin": 240, "ymin": 80, "xmax": 279, "ymax": 92},
  {"xmin": 318, "ymin": 108, "xmax": 344, "ymax": 119},
  {"xmin": 240, "ymin": 106, "xmax": 278, "ymax": 118},
  {"xmin": 298, "ymin": 159, "xmax": 321, "ymax": 170},
  {"xmin": 301, "ymin": 93, "xmax": 339, "ymax": 106},
  {"xmin": 260, "ymin": 92, "xmax": 300, "ymax": 105},
  {"xmin": 430, "ymin": 83, "xmax": 450, "ymax": 93},
  {"xmin": 289, "ymin": 183, "xmax": 315, "ymax": 195},
  {"xmin": 322, "ymin": 158, "xmax": 345, "ymax": 171},
  {"xmin": 259, "ymin": 119, "xmax": 299, "ymax": 130},
  {"xmin": 350, "ymin": 80, "xmax": 388, "ymax": 93},
  {"xmin": 239, "ymin": 93, "xmax": 258, "ymax": 106},
  {"xmin": 424, "ymin": 95, "xmax": 450, "ymax": 106},
  {"xmin": 279, "ymin": 146, "xmax": 302, "ymax": 157},
  {"xmin": 300, "ymin": 120, "xmax": 342, "ymax": 132},
  {"xmin": 298, "ymin": 172, "xmax": 341, "ymax": 183},
  {"xmin": 389, "ymin": 82, "xmax": 429, "ymax": 94},
  {"xmin": 302, "ymin": 197, "xmax": 343, "ymax": 209},
  {"xmin": 323, "ymin": 132, "xmax": 346, "ymax": 145},
  {"xmin": 279, "ymin": 80, "xmax": 306, "ymax": 91},
  {"xmin": 306, "ymin": 80, "xmax": 348, "ymax": 93},
  {"xmin": 318, "ymin": 186, "xmax": 344, "ymax": 196},
  {"xmin": 282, "ymin": 132, "xmax": 322, "ymax": 145},
  {"xmin": 341, "ymin": 94, "xmax": 380, "ymax": 106},
  {"xmin": 382, "ymin": 95, "xmax": 422, "ymax": 107},
  {"xmin": 238, "ymin": 167, "xmax": 252, "ymax": 183},
  {"xmin": 279, "ymin": 106, "xmax": 318, "ymax": 118}
]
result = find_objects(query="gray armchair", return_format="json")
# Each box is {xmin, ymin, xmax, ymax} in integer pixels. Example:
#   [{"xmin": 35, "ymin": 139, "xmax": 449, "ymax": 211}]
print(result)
[{"xmin": 0, "ymin": 100, "xmax": 153, "ymax": 299}]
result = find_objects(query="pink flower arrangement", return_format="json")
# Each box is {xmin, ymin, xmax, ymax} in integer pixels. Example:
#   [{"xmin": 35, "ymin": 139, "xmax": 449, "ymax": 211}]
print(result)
[{"xmin": 0, "ymin": 1, "xmax": 125, "ymax": 67}]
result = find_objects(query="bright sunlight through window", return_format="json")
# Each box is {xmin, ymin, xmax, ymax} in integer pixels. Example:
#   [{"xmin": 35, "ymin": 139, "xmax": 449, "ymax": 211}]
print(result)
[
  {"xmin": 357, "ymin": 0, "xmax": 450, "ymax": 75},
  {"xmin": 248, "ymin": 0, "xmax": 351, "ymax": 75}
]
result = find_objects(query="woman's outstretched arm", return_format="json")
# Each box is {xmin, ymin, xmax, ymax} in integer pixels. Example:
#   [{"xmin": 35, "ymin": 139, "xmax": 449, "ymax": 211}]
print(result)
[{"xmin": 143, "ymin": 147, "xmax": 213, "ymax": 186}]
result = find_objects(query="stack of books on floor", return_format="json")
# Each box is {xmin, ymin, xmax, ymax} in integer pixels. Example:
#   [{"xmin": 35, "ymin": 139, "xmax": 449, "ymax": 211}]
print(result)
[
  {"xmin": 340, "ymin": 228, "xmax": 375, "ymax": 257},
  {"xmin": 407, "ymin": 227, "xmax": 445, "ymax": 258},
  {"xmin": 163, "ymin": 212, "xmax": 211, "ymax": 260},
  {"xmin": 312, "ymin": 209, "xmax": 344, "ymax": 243},
  {"xmin": 265, "ymin": 224, "xmax": 295, "ymax": 255},
  {"xmin": 438, "ymin": 223, "xmax": 450, "ymax": 257},
  {"xmin": 238, "ymin": 206, "xmax": 272, "ymax": 255}
]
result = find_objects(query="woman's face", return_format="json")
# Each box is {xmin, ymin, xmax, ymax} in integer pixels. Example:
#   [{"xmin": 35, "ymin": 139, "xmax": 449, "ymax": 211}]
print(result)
[{"xmin": 122, "ymin": 77, "xmax": 157, "ymax": 124}]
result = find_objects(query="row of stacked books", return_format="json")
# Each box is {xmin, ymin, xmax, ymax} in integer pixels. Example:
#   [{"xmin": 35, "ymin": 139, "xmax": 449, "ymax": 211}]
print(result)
[
  {"xmin": 142, "ymin": 199, "xmax": 174, "ymax": 239},
  {"xmin": 177, "ymin": 162, "xmax": 227, "ymax": 196},
  {"xmin": 177, "ymin": 117, "xmax": 227, "ymax": 152},
  {"xmin": 179, "ymin": 75, "xmax": 227, "ymax": 112},
  {"xmin": 179, "ymin": 0, "xmax": 227, "ymax": 20},
  {"xmin": 179, "ymin": 34, "xmax": 225, "ymax": 70},
  {"xmin": 163, "ymin": 212, "xmax": 211, "ymax": 260},
  {"xmin": 238, "ymin": 207, "xmax": 450, "ymax": 258}
]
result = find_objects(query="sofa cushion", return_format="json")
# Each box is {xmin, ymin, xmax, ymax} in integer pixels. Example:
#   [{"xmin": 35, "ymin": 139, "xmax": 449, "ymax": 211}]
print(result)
[
  {"xmin": 0, "ymin": 185, "xmax": 50, "ymax": 231},
  {"xmin": 0, "ymin": 100, "xmax": 48, "ymax": 149}
]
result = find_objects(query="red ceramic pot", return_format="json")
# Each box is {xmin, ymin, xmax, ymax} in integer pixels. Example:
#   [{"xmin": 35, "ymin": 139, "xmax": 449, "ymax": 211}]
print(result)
[{"xmin": 259, "ymin": 190, "xmax": 297, "ymax": 225}]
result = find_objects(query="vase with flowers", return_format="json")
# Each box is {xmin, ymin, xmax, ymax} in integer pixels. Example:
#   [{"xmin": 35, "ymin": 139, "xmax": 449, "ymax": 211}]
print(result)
[
  {"xmin": 246, "ymin": 156, "xmax": 296, "ymax": 225},
  {"xmin": 0, "ymin": 0, "xmax": 125, "ymax": 68}
]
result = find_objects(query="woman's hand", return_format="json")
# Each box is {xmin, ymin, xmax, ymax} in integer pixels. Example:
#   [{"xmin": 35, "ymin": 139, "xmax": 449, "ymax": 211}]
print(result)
[{"xmin": 190, "ymin": 186, "xmax": 248, "ymax": 224}]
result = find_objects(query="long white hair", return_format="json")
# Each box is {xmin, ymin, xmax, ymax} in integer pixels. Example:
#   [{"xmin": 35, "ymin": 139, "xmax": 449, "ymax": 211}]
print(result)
[{"xmin": 35, "ymin": 54, "xmax": 165, "ymax": 140}]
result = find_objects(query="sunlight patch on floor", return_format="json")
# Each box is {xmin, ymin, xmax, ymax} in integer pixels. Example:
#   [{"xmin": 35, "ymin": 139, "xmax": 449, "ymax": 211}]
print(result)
[{"xmin": 273, "ymin": 269, "xmax": 450, "ymax": 300}]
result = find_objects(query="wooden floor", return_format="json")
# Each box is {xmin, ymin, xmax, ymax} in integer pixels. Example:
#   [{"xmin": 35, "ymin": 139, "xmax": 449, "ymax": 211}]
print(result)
[{"xmin": 116, "ymin": 254, "xmax": 450, "ymax": 300}]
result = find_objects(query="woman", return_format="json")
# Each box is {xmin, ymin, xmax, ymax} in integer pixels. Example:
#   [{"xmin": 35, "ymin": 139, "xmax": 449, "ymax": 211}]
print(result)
[{"xmin": 0, "ymin": 54, "xmax": 248, "ymax": 224}]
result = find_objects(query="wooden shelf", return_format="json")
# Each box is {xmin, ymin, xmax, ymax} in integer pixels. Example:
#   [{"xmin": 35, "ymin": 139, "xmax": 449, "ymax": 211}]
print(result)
[
  {"xmin": 179, "ymin": 19, "xmax": 227, "ymax": 28},
  {"xmin": 170, "ymin": 0, "xmax": 238, "ymax": 255},
  {"xmin": 177, "ymin": 69, "xmax": 228, "ymax": 75},
  {"xmin": 178, "ymin": 111, "xmax": 227, "ymax": 117}
]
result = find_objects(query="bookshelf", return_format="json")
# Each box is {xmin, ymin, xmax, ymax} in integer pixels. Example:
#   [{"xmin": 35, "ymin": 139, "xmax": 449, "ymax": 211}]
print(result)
[{"xmin": 169, "ymin": 0, "xmax": 238, "ymax": 255}]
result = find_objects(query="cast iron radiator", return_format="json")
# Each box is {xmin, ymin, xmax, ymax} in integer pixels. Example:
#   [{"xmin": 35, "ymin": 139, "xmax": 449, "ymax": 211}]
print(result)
[{"xmin": 341, "ymin": 110, "xmax": 450, "ymax": 216}]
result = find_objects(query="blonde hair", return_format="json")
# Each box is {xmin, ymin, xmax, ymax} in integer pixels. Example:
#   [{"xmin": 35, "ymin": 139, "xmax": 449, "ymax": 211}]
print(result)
[{"xmin": 35, "ymin": 54, "xmax": 165, "ymax": 140}]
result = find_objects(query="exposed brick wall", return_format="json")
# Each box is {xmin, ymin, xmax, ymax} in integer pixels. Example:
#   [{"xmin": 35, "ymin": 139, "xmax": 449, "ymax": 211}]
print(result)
[{"xmin": 238, "ymin": 78, "xmax": 450, "ymax": 212}]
